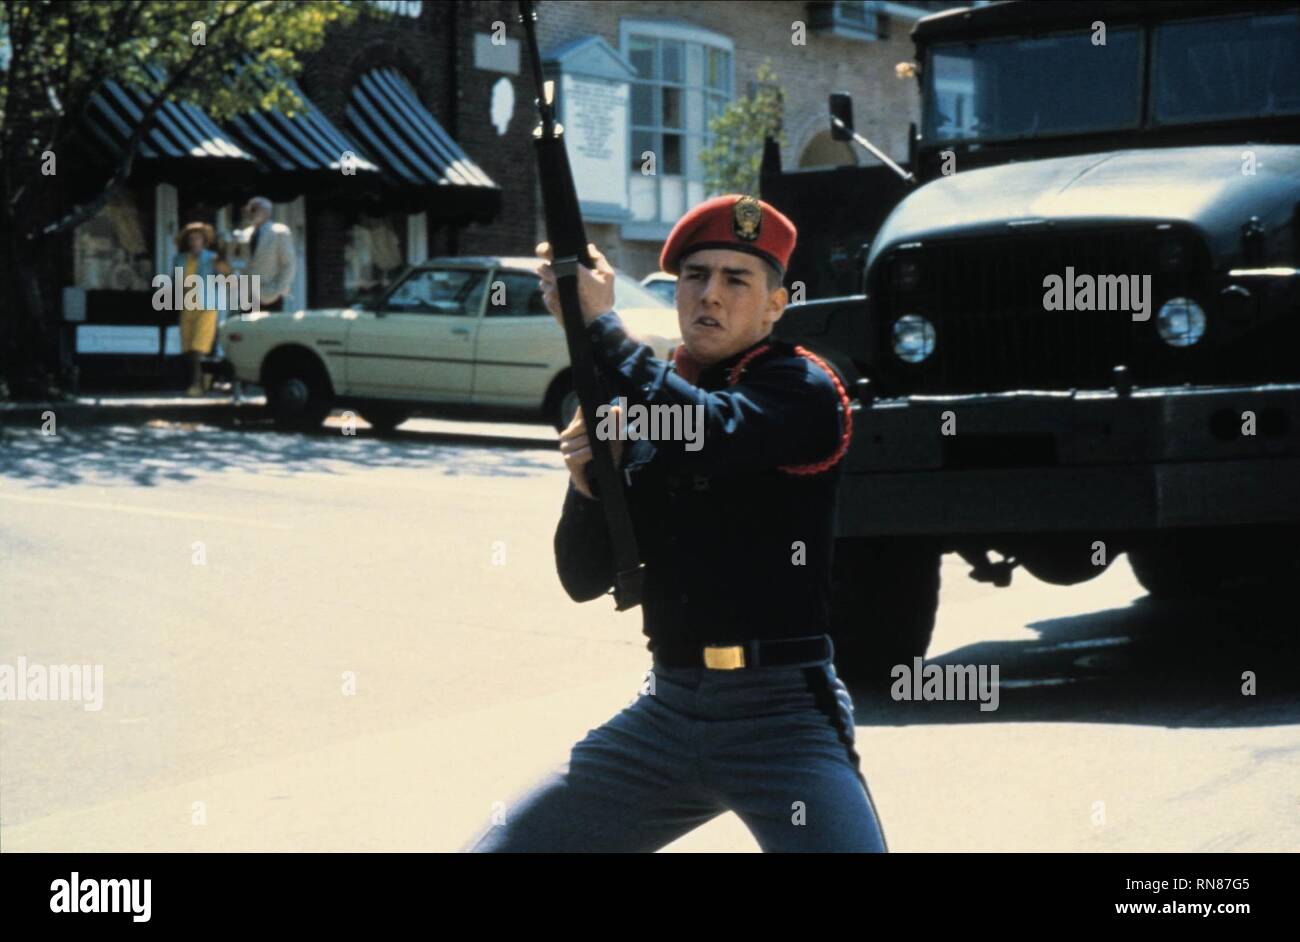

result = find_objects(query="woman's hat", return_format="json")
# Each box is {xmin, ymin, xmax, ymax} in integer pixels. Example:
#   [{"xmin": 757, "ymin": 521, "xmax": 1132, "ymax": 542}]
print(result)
[{"xmin": 176, "ymin": 221, "xmax": 216, "ymax": 251}]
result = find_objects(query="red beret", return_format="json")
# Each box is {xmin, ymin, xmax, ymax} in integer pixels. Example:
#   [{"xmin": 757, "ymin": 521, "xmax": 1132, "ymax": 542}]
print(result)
[{"xmin": 659, "ymin": 194, "xmax": 797, "ymax": 278}]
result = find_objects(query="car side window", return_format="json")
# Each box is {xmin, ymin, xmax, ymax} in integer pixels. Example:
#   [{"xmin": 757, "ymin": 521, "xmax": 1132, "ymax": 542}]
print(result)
[
  {"xmin": 384, "ymin": 269, "xmax": 486, "ymax": 315},
  {"xmin": 484, "ymin": 272, "xmax": 550, "ymax": 317}
]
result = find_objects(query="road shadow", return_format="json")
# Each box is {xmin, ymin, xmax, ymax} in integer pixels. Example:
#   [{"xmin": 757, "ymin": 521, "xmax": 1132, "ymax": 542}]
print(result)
[
  {"xmin": 0, "ymin": 416, "xmax": 560, "ymax": 490},
  {"xmin": 847, "ymin": 582, "xmax": 1300, "ymax": 729}
]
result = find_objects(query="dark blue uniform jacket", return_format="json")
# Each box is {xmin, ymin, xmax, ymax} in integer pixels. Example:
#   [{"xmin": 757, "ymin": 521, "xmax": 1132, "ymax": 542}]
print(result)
[{"xmin": 554, "ymin": 311, "xmax": 848, "ymax": 651}]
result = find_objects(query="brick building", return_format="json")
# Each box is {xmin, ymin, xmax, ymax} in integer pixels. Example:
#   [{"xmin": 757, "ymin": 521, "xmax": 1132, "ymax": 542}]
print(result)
[
  {"xmin": 52, "ymin": 0, "xmax": 962, "ymax": 388},
  {"xmin": 461, "ymin": 0, "xmax": 958, "ymax": 276}
]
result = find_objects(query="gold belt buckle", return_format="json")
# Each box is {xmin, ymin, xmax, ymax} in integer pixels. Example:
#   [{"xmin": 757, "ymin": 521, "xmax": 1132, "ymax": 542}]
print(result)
[{"xmin": 703, "ymin": 644, "xmax": 747, "ymax": 670}]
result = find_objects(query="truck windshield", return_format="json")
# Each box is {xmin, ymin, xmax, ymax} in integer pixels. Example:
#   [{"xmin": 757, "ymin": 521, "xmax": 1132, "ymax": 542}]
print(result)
[
  {"xmin": 924, "ymin": 28, "xmax": 1142, "ymax": 144},
  {"xmin": 1152, "ymin": 12, "xmax": 1300, "ymax": 125}
]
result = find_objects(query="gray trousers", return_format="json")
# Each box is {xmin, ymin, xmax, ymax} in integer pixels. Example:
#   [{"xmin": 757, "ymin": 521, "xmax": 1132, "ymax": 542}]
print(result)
[{"xmin": 462, "ymin": 651, "xmax": 887, "ymax": 853}]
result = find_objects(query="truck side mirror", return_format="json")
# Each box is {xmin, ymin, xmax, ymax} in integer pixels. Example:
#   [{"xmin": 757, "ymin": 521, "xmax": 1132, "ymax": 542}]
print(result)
[{"xmin": 830, "ymin": 92, "xmax": 854, "ymax": 142}]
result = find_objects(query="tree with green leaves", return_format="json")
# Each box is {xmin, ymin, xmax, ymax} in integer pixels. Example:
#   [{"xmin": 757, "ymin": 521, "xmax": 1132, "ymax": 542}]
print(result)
[
  {"xmin": 699, "ymin": 61, "xmax": 786, "ymax": 200},
  {"xmin": 0, "ymin": 0, "xmax": 363, "ymax": 399}
]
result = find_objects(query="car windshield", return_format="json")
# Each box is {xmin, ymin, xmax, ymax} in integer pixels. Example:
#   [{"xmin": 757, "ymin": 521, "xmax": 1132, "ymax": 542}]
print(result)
[
  {"xmin": 924, "ymin": 27, "xmax": 1142, "ymax": 144},
  {"xmin": 1152, "ymin": 13, "xmax": 1300, "ymax": 125},
  {"xmin": 382, "ymin": 268, "xmax": 486, "ymax": 314}
]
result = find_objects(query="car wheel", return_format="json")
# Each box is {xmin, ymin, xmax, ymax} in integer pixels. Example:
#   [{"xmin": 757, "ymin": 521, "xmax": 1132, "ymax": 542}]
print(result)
[
  {"xmin": 360, "ymin": 406, "xmax": 411, "ymax": 434},
  {"xmin": 267, "ymin": 370, "xmax": 330, "ymax": 431},
  {"xmin": 552, "ymin": 387, "xmax": 582, "ymax": 432}
]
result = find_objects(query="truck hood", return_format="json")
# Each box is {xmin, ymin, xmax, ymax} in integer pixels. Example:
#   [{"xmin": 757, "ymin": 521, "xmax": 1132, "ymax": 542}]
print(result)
[{"xmin": 869, "ymin": 145, "xmax": 1300, "ymax": 270}]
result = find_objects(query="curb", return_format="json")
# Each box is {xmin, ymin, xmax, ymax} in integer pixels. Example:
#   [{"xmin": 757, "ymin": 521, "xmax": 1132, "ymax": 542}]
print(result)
[
  {"xmin": 0, "ymin": 400, "xmax": 557, "ymax": 450},
  {"xmin": 0, "ymin": 399, "xmax": 255, "ymax": 429}
]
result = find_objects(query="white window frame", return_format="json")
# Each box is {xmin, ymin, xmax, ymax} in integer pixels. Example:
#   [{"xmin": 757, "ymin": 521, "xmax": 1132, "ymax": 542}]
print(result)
[
  {"xmin": 154, "ymin": 183, "xmax": 178, "ymax": 278},
  {"xmin": 833, "ymin": 1, "xmax": 885, "ymax": 40},
  {"xmin": 620, "ymin": 19, "xmax": 734, "ymax": 243}
]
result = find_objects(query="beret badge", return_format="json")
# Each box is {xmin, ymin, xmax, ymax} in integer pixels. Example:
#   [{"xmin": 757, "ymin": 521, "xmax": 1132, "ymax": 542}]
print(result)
[{"xmin": 731, "ymin": 196, "xmax": 762, "ymax": 242}]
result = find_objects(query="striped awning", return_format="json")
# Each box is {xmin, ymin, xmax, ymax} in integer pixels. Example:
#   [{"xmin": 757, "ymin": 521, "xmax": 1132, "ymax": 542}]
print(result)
[
  {"xmin": 346, "ymin": 67, "xmax": 500, "ymax": 221},
  {"xmin": 84, "ymin": 68, "xmax": 256, "ymax": 167},
  {"xmin": 226, "ymin": 73, "xmax": 382, "ymax": 179}
]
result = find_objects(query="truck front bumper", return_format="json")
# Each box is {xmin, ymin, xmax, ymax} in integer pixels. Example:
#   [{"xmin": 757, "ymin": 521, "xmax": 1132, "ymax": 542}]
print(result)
[{"xmin": 840, "ymin": 383, "xmax": 1300, "ymax": 536}]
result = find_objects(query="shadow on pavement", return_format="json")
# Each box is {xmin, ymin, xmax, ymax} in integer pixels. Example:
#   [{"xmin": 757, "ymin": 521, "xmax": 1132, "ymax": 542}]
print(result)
[
  {"xmin": 849, "ymin": 581, "xmax": 1300, "ymax": 729},
  {"xmin": 0, "ymin": 416, "xmax": 560, "ymax": 490}
]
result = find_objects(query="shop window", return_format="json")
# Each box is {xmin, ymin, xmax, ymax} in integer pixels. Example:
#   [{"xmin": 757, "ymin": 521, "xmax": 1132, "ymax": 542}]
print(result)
[
  {"xmin": 345, "ymin": 213, "xmax": 408, "ymax": 307},
  {"xmin": 74, "ymin": 189, "xmax": 153, "ymax": 290}
]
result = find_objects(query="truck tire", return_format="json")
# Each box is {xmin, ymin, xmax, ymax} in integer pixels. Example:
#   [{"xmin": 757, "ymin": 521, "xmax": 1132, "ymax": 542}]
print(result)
[
  {"xmin": 829, "ymin": 537, "xmax": 942, "ymax": 686},
  {"xmin": 1127, "ymin": 532, "xmax": 1218, "ymax": 599}
]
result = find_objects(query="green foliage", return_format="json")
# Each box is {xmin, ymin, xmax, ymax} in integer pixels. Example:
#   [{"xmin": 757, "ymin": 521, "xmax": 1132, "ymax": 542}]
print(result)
[
  {"xmin": 0, "ymin": 1, "xmax": 359, "ymax": 218},
  {"xmin": 699, "ymin": 61, "xmax": 786, "ymax": 197},
  {"xmin": 0, "ymin": 0, "xmax": 380, "ymax": 394}
]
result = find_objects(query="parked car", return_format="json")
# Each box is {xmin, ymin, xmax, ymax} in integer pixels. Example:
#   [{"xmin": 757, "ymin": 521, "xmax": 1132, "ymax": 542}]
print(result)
[
  {"xmin": 217, "ymin": 256, "xmax": 679, "ymax": 431},
  {"xmin": 640, "ymin": 271, "xmax": 678, "ymax": 306}
]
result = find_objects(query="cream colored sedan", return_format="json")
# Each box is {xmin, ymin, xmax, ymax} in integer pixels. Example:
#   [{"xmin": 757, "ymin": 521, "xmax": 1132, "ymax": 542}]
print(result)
[{"xmin": 217, "ymin": 256, "xmax": 679, "ymax": 431}]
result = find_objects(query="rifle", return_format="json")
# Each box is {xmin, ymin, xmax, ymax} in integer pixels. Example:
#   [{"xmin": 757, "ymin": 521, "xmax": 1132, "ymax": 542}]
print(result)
[{"xmin": 517, "ymin": 0, "xmax": 645, "ymax": 611}]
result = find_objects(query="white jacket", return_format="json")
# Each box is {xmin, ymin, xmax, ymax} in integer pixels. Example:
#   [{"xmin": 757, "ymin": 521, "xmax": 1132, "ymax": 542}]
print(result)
[{"xmin": 236, "ymin": 221, "xmax": 296, "ymax": 306}]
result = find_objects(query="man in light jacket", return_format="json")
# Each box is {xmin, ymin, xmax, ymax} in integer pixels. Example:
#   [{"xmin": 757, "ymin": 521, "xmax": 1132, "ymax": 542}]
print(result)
[{"xmin": 237, "ymin": 196, "xmax": 296, "ymax": 312}]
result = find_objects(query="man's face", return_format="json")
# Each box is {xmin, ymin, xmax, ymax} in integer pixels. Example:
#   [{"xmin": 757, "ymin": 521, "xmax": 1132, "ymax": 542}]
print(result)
[
  {"xmin": 675, "ymin": 248, "xmax": 787, "ymax": 365},
  {"xmin": 243, "ymin": 201, "xmax": 268, "ymax": 227}
]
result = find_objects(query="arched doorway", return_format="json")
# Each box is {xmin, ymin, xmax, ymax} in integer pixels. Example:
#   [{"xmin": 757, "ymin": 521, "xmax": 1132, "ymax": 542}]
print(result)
[{"xmin": 798, "ymin": 130, "xmax": 856, "ymax": 168}]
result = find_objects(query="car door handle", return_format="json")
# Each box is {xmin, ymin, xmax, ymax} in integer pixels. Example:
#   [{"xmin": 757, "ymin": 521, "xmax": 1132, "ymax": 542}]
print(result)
[{"xmin": 451, "ymin": 327, "xmax": 471, "ymax": 336}]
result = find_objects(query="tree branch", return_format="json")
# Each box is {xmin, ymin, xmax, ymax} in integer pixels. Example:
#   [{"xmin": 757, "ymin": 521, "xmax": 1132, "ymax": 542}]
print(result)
[{"xmin": 27, "ymin": 0, "xmax": 260, "ymax": 241}]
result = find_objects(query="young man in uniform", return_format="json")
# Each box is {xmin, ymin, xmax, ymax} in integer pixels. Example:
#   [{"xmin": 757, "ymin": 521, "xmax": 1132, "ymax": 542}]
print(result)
[{"xmin": 463, "ymin": 194, "xmax": 887, "ymax": 853}]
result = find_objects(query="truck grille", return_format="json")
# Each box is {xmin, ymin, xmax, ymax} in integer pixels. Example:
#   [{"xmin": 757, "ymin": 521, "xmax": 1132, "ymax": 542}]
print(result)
[{"xmin": 874, "ymin": 226, "xmax": 1209, "ymax": 394}]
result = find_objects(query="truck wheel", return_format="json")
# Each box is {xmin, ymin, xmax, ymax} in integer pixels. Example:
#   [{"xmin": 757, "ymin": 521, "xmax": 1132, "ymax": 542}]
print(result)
[
  {"xmin": 1019, "ymin": 541, "xmax": 1112, "ymax": 586},
  {"xmin": 267, "ymin": 369, "xmax": 331, "ymax": 431},
  {"xmin": 830, "ymin": 537, "xmax": 942, "ymax": 686},
  {"xmin": 1127, "ymin": 532, "xmax": 1218, "ymax": 599},
  {"xmin": 360, "ymin": 406, "xmax": 411, "ymax": 434}
]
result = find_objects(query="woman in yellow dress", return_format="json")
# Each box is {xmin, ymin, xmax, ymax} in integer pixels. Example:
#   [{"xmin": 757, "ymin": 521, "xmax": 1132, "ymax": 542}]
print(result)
[{"xmin": 173, "ymin": 222, "xmax": 232, "ymax": 396}]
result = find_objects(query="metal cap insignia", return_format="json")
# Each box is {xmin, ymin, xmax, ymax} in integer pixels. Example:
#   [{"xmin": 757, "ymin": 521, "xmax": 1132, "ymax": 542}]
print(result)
[{"xmin": 732, "ymin": 196, "xmax": 762, "ymax": 242}]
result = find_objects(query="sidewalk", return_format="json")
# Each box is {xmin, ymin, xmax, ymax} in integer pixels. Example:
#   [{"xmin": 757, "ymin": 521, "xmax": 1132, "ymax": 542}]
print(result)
[
  {"xmin": 0, "ymin": 387, "xmax": 559, "ymax": 447},
  {"xmin": 0, "ymin": 387, "xmax": 264, "ymax": 428}
]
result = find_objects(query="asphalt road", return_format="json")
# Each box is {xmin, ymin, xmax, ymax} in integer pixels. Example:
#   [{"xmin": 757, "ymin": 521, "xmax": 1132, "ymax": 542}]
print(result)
[{"xmin": 1, "ymin": 414, "xmax": 1297, "ymax": 852}]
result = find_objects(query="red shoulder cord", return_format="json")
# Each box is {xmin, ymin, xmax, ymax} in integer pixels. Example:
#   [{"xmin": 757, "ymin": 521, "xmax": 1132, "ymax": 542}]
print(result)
[{"xmin": 726, "ymin": 344, "xmax": 854, "ymax": 476}]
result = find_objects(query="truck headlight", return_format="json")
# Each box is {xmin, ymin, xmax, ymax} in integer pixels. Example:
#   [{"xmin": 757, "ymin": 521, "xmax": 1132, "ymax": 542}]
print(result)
[
  {"xmin": 892, "ymin": 314, "xmax": 936, "ymax": 363},
  {"xmin": 1156, "ymin": 297, "xmax": 1206, "ymax": 347}
]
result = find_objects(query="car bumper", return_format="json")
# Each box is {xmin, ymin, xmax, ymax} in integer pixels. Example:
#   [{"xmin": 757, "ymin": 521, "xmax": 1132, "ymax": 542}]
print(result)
[{"xmin": 839, "ymin": 383, "xmax": 1300, "ymax": 536}]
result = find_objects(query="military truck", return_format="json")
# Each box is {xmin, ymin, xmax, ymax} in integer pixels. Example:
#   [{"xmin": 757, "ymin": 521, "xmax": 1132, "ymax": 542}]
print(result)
[{"xmin": 761, "ymin": 0, "xmax": 1300, "ymax": 681}]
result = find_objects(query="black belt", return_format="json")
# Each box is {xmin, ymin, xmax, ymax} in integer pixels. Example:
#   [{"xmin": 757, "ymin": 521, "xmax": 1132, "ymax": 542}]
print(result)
[{"xmin": 651, "ymin": 634, "xmax": 832, "ymax": 670}]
